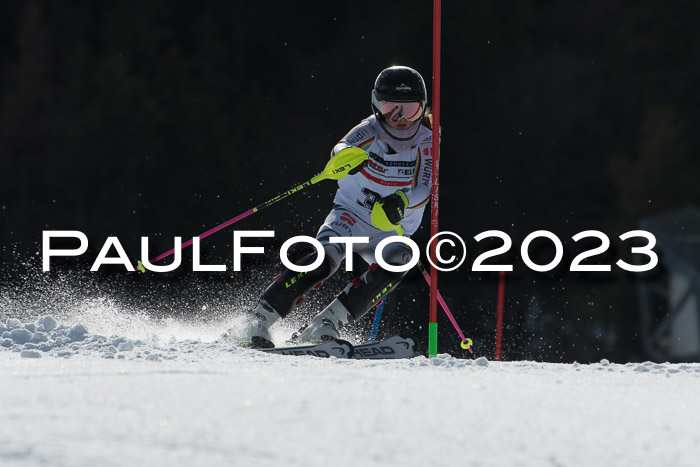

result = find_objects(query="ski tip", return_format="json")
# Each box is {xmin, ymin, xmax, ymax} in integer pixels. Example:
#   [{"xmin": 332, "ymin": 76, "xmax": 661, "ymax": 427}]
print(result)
[
  {"xmin": 136, "ymin": 261, "xmax": 145, "ymax": 273},
  {"xmin": 352, "ymin": 336, "xmax": 415, "ymax": 359}
]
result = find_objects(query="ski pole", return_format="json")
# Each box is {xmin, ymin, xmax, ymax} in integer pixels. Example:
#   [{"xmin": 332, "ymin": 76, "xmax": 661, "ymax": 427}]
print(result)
[
  {"xmin": 369, "ymin": 300, "xmax": 385, "ymax": 343},
  {"xmin": 134, "ymin": 148, "xmax": 369, "ymax": 272},
  {"xmin": 369, "ymin": 209, "xmax": 473, "ymax": 352},
  {"xmin": 416, "ymin": 260, "xmax": 472, "ymax": 352}
]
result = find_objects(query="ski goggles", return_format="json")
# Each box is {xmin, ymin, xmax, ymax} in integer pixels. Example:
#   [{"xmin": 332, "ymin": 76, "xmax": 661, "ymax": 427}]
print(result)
[{"xmin": 380, "ymin": 101, "xmax": 423, "ymax": 122}]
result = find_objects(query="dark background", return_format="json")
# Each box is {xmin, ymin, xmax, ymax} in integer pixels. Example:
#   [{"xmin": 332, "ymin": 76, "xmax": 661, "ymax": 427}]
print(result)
[{"xmin": 1, "ymin": 0, "xmax": 699, "ymax": 361}]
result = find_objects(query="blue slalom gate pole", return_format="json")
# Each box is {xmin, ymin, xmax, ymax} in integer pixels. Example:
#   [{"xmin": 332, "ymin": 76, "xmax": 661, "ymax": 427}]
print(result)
[{"xmin": 369, "ymin": 300, "xmax": 385, "ymax": 343}]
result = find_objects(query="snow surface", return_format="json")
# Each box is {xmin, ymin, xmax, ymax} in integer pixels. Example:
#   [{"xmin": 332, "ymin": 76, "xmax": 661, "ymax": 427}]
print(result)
[{"xmin": 1, "ymin": 314, "xmax": 700, "ymax": 467}]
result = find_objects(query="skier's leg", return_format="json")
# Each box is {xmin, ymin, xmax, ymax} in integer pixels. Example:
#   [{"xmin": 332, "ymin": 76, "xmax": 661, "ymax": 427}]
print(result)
[
  {"xmin": 235, "ymin": 251, "xmax": 332, "ymax": 348},
  {"xmin": 298, "ymin": 237, "xmax": 414, "ymax": 342},
  {"xmin": 237, "ymin": 208, "xmax": 355, "ymax": 347}
]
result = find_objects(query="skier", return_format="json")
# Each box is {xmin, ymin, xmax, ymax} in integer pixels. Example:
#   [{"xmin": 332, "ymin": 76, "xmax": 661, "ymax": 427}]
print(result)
[{"xmin": 237, "ymin": 65, "xmax": 437, "ymax": 348}]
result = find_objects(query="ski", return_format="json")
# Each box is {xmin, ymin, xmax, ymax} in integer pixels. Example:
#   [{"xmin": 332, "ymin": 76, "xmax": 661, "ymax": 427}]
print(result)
[
  {"xmin": 352, "ymin": 336, "xmax": 415, "ymax": 360},
  {"xmin": 246, "ymin": 336, "xmax": 415, "ymax": 360},
  {"xmin": 260, "ymin": 339, "xmax": 354, "ymax": 358}
]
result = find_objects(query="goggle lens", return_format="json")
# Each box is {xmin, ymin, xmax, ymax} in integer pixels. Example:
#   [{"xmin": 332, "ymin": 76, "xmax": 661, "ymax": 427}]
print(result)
[{"xmin": 380, "ymin": 101, "xmax": 423, "ymax": 122}]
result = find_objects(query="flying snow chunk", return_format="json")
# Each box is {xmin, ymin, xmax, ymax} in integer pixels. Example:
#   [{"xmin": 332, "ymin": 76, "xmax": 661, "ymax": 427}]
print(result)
[
  {"xmin": 6, "ymin": 319, "xmax": 22, "ymax": 330},
  {"xmin": 475, "ymin": 357, "xmax": 489, "ymax": 367},
  {"xmin": 68, "ymin": 324, "xmax": 89, "ymax": 341},
  {"xmin": 36, "ymin": 316, "xmax": 58, "ymax": 332},
  {"xmin": 29, "ymin": 332, "xmax": 46, "ymax": 343},
  {"xmin": 10, "ymin": 328, "xmax": 33, "ymax": 345},
  {"xmin": 20, "ymin": 350, "xmax": 42, "ymax": 359},
  {"xmin": 117, "ymin": 340, "xmax": 135, "ymax": 352}
]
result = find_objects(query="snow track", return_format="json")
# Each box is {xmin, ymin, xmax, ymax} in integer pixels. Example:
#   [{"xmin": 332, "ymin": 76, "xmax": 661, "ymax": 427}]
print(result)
[{"xmin": 1, "ymin": 316, "xmax": 700, "ymax": 467}]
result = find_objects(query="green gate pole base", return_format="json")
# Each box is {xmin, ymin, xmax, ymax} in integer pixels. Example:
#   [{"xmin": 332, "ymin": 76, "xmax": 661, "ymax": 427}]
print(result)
[{"xmin": 428, "ymin": 322, "xmax": 438, "ymax": 357}]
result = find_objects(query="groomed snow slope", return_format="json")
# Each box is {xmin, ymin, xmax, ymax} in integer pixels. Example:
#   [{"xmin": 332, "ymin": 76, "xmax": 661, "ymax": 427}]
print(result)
[{"xmin": 1, "ymin": 315, "xmax": 700, "ymax": 467}]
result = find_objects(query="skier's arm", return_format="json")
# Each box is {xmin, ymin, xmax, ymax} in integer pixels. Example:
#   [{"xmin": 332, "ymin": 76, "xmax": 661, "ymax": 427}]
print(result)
[
  {"xmin": 331, "ymin": 120, "xmax": 376, "ymax": 158},
  {"xmin": 330, "ymin": 120, "xmax": 375, "ymax": 174}
]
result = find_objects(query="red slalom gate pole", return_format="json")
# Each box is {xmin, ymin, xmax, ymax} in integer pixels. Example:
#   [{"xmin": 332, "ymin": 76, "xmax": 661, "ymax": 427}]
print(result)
[
  {"xmin": 428, "ymin": 0, "xmax": 441, "ymax": 357},
  {"xmin": 494, "ymin": 270, "xmax": 506, "ymax": 360}
]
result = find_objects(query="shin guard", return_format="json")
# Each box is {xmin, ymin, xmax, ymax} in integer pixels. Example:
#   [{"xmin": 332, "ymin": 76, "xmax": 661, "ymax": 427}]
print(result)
[
  {"xmin": 260, "ymin": 252, "xmax": 333, "ymax": 318},
  {"xmin": 337, "ymin": 263, "xmax": 409, "ymax": 321}
]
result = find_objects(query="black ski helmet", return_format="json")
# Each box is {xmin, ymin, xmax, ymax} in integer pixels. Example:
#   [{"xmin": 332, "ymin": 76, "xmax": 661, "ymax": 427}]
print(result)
[
  {"xmin": 371, "ymin": 66, "xmax": 427, "ymax": 121},
  {"xmin": 371, "ymin": 66, "xmax": 427, "ymax": 142}
]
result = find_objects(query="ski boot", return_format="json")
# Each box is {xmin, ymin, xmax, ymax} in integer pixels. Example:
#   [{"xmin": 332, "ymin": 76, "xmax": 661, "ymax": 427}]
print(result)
[
  {"xmin": 233, "ymin": 301, "xmax": 281, "ymax": 349},
  {"xmin": 296, "ymin": 299, "xmax": 353, "ymax": 343}
]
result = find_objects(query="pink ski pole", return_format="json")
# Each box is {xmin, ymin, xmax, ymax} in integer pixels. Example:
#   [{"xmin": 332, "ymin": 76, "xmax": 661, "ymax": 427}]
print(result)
[
  {"xmin": 417, "ymin": 260, "xmax": 473, "ymax": 353},
  {"xmin": 132, "ymin": 148, "xmax": 369, "ymax": 273}
]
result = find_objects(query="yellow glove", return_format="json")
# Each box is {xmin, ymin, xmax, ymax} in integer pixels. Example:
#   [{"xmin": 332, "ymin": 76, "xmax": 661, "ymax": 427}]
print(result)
[{"xmin": 371, "ymin": 190, "xmax": 408, "ymax": 234}]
